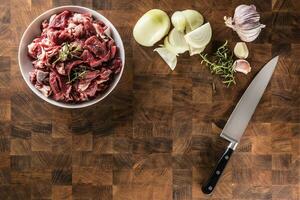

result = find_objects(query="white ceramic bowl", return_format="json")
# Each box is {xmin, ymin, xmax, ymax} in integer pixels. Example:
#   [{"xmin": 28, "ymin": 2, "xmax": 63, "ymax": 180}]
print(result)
[{"xmin": 18, "ymin": 6, "xmax": 125, "ymax": 108}]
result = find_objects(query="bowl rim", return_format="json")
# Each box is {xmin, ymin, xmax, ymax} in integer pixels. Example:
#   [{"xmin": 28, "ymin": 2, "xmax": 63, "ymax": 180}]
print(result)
[{"xmin": 18, "ymin": 5, "xmax": 125, "ymax": 109}]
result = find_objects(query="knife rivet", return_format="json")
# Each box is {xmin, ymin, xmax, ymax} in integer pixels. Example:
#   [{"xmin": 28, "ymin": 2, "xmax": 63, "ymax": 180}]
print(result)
[
  {"xmin": 216, "ymin": 170, "xmax": 220, "ymax": 175},
  {"xmin": 225, "ymin": 155, "xmax": 229, "ymax": 160},
  {"xmin": 208, "ymin": 186, "xmax": 213, "ymax": 190}
]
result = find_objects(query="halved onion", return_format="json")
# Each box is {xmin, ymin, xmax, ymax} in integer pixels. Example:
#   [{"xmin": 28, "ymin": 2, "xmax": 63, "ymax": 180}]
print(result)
[
  {"xmin": 182, "ymin": 10, "xmax": 204, "ymax": 33},
  {"xmin": 154, "ymin": 47, "xmax": 177, "ymax": 70},
  {"xmin": 168, "ymin": 28, "xmax": 189, "ymax": 54},
  {"xmin": 133, "ymin": 9, "xmax": 170, "ymax": 47},
  {"xmin": 184, "ymin": 22, "xmax": 212, "ymax": 48}
]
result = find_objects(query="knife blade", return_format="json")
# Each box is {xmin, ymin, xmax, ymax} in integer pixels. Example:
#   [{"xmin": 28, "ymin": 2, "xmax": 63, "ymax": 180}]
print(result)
[{"xmin": 202, "ymin": 56, "xmax": 279, "ymax": 194}]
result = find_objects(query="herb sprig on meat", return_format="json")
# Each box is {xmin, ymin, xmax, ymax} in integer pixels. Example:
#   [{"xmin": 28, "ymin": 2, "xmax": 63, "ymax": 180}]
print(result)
[
  {"xmin": 67, "ymin": 65, "xmax": 87, "ymax": 84},
  {"xmin": 53, "ymin": 42, "xmax": 83, "ymax": 64}
]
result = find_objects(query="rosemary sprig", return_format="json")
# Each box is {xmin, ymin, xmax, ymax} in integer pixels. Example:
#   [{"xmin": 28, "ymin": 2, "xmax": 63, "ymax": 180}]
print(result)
[{"xmin": 200, "ymin": 41, "xmax": 236, "ymax": 87}]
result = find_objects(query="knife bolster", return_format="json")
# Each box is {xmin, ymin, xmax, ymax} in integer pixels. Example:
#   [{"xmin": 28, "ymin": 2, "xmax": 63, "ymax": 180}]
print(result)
[{"xmin": 228, "ymin": 142, "xmax": 238, "ymax": 150}]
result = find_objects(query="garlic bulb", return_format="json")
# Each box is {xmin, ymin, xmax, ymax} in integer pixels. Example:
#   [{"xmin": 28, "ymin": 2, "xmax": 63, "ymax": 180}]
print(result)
[
  {"xmin": 233, "ymin": 59, "xmax": 251, "ymax": 74},
  {"xmin": 234, "ymin": 42, "xmax": 249, "ymax": 59},
  {"xmin": 224, "ymin": 4, "xmax": 265, "ymax": 42}
]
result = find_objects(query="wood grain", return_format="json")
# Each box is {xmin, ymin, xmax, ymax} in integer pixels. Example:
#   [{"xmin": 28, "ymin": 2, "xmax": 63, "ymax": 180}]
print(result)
[{"xmin": 0, "ymin": 0, "xmax": 299, "ymax": 199}]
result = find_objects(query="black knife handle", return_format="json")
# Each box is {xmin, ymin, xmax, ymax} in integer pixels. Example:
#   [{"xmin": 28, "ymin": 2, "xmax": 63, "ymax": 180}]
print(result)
[{"xmin": 201, "ymin": 146, "xmax": 234, "ymax": 194}]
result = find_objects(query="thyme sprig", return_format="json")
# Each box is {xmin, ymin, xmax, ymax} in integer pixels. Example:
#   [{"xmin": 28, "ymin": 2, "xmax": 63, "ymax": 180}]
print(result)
[
  {"xmin": 200, "ymin": 41, "xmax": 236, "ymax": 87},
  {"xmin": 67, "ymin": 65, "xmax": 87, "ymax": 84},
  {"xmin": 53, "ymin": 42, "xmax": 83, "ymax": 64}
]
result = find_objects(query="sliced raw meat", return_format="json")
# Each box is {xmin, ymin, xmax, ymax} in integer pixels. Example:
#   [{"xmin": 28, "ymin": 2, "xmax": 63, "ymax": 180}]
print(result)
[
  {"xmin": 55, "ymin": 63, "xmax": 66, "ymax": 75},
  {"xmin": 80, "ymin": 80, "xmax": 98, "ymax": 98},
  {"xmin": 65, "ymin": 60, "xmax": 83, "ymax": 75},
  {"xmin": 49, "ymin": 10, "xmax": 71, "ymax": 29},
  {"xmin": 49, "ymin": 71, "xmax": 63, "ymax": 94},
  {"xmin": 28, "ymin": 42, "xmax": 41, "ymax": 59},
  {"xmin": 72, "ymin": 13, "xmax": 92, "ymax": 24},
  {"xmin": 109, "ymin": 57, "xmax": 122, "ymax": 73},
  {"xmin": 36, "ymin": 70, "xmax": 49, "ymax": 84},
  {"xmin": 84, "ymin": 36, "xmax": 108, "ymax": 57},
  {"xmin": 81, "ymin": 49, "xmax": 102, "ymax": 67},
  {"xmin": 35, "ymin": 84, "xmax": 52, "ymax": 97}
]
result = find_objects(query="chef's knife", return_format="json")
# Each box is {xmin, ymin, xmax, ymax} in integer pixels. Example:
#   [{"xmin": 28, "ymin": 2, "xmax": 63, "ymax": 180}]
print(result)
[{"xmin": 202, "ymin": 56, "xmax": 279, "ymax": 194}]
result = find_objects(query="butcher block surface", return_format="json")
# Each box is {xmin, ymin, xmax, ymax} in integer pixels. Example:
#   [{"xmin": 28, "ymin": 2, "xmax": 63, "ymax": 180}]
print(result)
[{"xmin": 0, "ymin": 0, "xmax": 299, "ymax": 199}]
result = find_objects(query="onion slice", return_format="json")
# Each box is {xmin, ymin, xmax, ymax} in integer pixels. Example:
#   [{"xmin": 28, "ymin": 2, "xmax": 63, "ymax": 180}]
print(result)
[
  {"xmin": 154, "ymin": 47, "xmax": 177, "ymax": 70},
  {"xmin": 171, "ymin": 11, "xmax": 186, "ymax": 32},
  {"xmin": 184, "ymin": 22, "xmax": 212, "ymax": 48},
  {"xmin": 168, "ymin": 28, "xmax": 189, "ymax": 54},
  {"xmin": 164, "ymin": 36, "xmax": 179, "ymax": 56},
  {"xmin": 182, "ymin": 10, "xmax": 204, "ymax": 33},
  {"xmin": 189, "ymin": 45, "xmax": 206, "ymax": 56}
]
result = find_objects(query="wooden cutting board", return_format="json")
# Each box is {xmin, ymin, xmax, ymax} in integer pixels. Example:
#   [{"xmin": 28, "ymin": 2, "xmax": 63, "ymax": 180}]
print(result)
[{"xmin": 0, "ymin": 0, "xmax": 299, "ymax": 199}]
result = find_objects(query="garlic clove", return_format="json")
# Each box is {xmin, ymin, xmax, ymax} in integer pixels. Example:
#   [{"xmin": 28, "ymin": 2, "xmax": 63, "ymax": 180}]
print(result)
[
  {"xmin": 234, "ymin": 42, "xmax": 249, "ymax": 59},
  {"xmin": 233, "ymin": 59, "xmax": 251, "ymax": 74}
]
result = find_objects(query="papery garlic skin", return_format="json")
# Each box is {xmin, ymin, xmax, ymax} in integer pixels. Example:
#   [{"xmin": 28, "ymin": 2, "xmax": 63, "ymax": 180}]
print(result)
[
  {"xmin": 233, "ymin": 59, "xmax": 251, "ymax": 74},
  {"xmin": 224, "ymin": 4, "xmax": 265, "ymax": 42}
]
